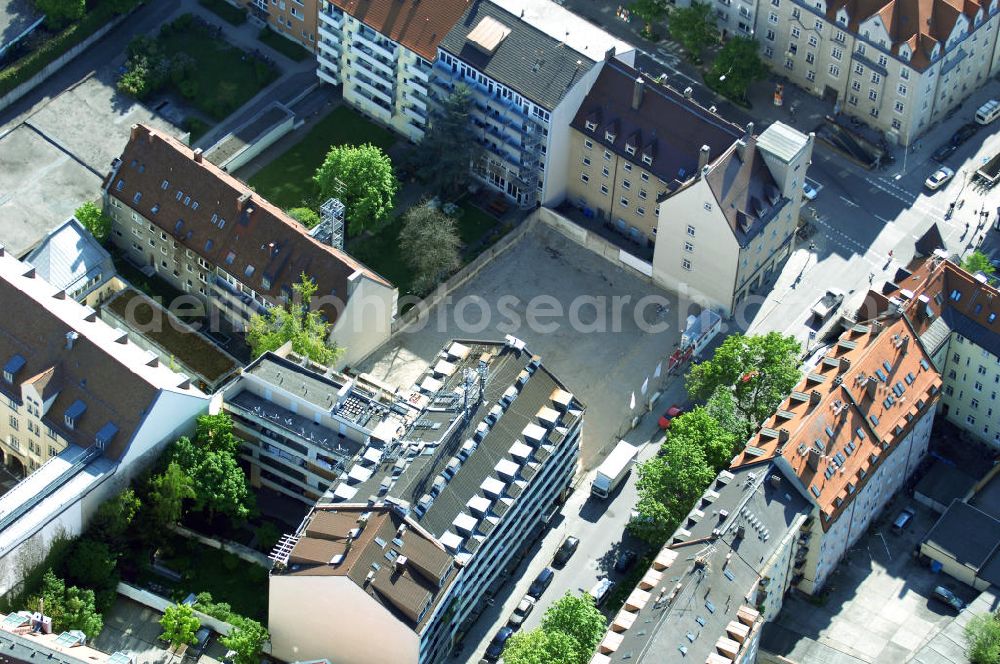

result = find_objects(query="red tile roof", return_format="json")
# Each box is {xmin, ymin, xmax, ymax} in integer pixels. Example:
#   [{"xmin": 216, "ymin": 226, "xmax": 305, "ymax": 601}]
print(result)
[
  {"xmin": 733, "ymin": 316, "xmax": 941, "ymax": 527},
  {"xmin": 106, "ymin": 125, "xmax": 392, "ymax": 325},
  {"xmin": 331, "ymin": 0, "xmax": 472, "ymax": 61}
]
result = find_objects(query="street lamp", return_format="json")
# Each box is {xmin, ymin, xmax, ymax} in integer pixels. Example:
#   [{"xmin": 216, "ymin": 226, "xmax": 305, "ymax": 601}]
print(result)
[{"xmin": 893, "ymin": 121, "xmax": 911, "ymax": 181}]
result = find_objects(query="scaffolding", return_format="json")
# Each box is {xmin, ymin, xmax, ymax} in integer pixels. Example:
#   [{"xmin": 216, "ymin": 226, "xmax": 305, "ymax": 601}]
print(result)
[{"xmin": 312, "ymin": 197, "xmax": 346, "ymax": 250}]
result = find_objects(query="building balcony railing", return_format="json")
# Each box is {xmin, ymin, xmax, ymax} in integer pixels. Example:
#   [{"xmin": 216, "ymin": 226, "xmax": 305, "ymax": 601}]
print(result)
[
  {"xmin": 407, "ymin": 76, "xmax": 429, "ymax": 97},
  {"xmin": 317, "ymin": 37, "xmax": 341, "ymax": 62},
  {"xmin": 407, "ymin": 62, "xmax": 431, "ymax": 82},
  {"xmin": 404, "ymin": 105, "xmax": 427, "ymax": 123},
  {"xmin": 317, "ymin": 65, "xmax": 341, "ymax": 86},
  {"xmin": 318, "ymin": 22, "xmax": 343, "ymax": 47},
  {"xmin": 353, "ymin": 43, "xmax": 396, "ymax": 79},
  {"xmin": 318, "ymin": 6, "xmax": 344, "ymax": 30},
  {"xmin": 404, "ymin": 90, "xmax": 428, "ymax": 112},
  {"xmin": 356, "ymin": 29, "xmax": 397, "ymax": 62},
  {"xmin": 351, "ymin": 73, "xmax": 394, "ymax": 106},
  {"xmin": 211, "ymin": 276, "xmax": 268, "ymax": 316}
]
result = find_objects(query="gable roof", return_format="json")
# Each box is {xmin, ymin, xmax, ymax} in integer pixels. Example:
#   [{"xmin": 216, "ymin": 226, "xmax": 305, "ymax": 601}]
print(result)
[
  {"xmin": 570, "ymin": 59, "xmax": 744, "ymax": 189},
  {"xmin": 25, "ymin": 217, "xmax": 114, "ymax": 298},
  {"xmin": 329, "ymin": 0, "xmax": 470, "ymax": 61},
  {"xmin": 733, "ymin": 316, "xmax": 941, "ymax": 528},
  {"xmin": 704, "ymin": 139, "xmax": 787, "ymax": 247},
  {"xmin": 106, "ymin": 125, "xmax": 392, "ymax": 325},
  {"xmin": 439, "ymin": 0, "xmax": 598, "ymax": 111},
  {"xmin": 0, "ymin": 248, "xmax": 205, "ymax": 460}
]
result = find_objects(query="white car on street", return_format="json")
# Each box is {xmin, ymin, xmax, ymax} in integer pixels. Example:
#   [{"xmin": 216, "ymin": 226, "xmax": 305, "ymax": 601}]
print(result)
[
  {"xmin": 802, "ymin": 181, "xmax": 819, "ymax": 201},
  {"xmin": 924, "ymin": 166, "xmax": 955, "ymax": 190}
]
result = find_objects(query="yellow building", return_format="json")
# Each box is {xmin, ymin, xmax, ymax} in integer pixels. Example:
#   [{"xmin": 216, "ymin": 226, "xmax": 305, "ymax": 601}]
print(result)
[{"xmin": 242, "ymin": 0, "xmax": 319, "ymax": 53}]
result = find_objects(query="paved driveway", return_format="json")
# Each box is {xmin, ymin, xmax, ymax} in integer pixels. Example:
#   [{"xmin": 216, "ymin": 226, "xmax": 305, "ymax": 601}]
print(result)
[
  {"xmin": 358, "ymin": 224, "xmax": 697, "ymax": 469},
  {"xmin": 761, "ymin": 499, "xmax": 978, "ymax": 663}
]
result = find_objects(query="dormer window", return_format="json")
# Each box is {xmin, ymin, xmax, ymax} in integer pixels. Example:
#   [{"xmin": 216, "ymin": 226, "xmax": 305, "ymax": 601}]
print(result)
[
  {"xmin": 116, "ymin": 180, "xmax": 124, "ymax": 191},
  {"xmin": 605, "ymin": 130, "xmax": 616, "ymax": 142},
  {"xmin": 585, "ymin": 120, "xmax": 597, "ymax": 131},
  {"xmin": 642, "ymin": 154, "xmax": 653, "ymax": 165},
  {"xmin": 133, "ymin": 192, "xmax": 142, "ymax": 204},
  {"xmin": 625, "ymin": 144, "xmax": 636, "ymax": 155},
  {"xmin": 64, "ymin": 399, "xmax": 87, "ymax": 429},
  {"xmin": 161, "ymin": 180, "xmax": 169, "ymax": 190}
]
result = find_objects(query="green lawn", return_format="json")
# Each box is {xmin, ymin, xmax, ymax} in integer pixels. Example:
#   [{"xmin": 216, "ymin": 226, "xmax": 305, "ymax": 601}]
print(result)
[
  {"xmin": 184, "ymin": 116, "xmax": 212, "ymax": 143},
  {"xmin": 198, "ymin": 0, "xmax": 247, "ymax": 25},
  {"xmin": 454, "ymin": 200, "xmax": 497, "ymax": 250},
  {"xmin": 142, "ymin": 539, "xmax": 269, "ymax": 622},
  {"xmin": 248, "ymin": 106, "xmax": 397, "ymax": 209},
  {"xmin": 258, "ymin": 27, "xmax": 310, "ymax": 62},
  {"xmin": 158, "ymin": 18, "xmax": 277, "ymax": 121}
]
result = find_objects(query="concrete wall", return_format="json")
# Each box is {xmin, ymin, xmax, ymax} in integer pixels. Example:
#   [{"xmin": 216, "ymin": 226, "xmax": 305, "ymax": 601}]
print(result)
[
  {"xmin": 919, "ymin": 540, "xmax": 992, "ymax": 591},
  {"xmin": 116, "ymin": 582, "xmax": 237, "ymax": 636},
  {"xmin": 169, "ymin": 524, "xmax": 270, "ymax": 567},
  {"xmin": 535, "ymin": 207, "xmax": 654, "ymax": 281},
  {"xmin": 269, "ymin": 574, "xmax": 419, "ymax": 664},
  {"xmin": 332, "ymin": 273, "xmax": 398, "ymax": 369},
  {"xmin": 213, "ymin": 107, "xmax": 297, "ymax": 172},
  {"xmin": 0, "ymin": 13, "xmax": 127, "ymax": 115},
  {"xmin": 0, "ymin": 499, "xmax": 82, "ymax": 598}
]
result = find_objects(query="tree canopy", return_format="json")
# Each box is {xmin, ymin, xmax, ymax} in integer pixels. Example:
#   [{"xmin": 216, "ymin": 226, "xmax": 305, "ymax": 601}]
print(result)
[
  {"xmin": 29, "ymin": 571, "xmax": 103, "ymax": 640},
  {"xmin": 34, "ymin": 0, "xmax": 85, "ymax": 29},
  {"xmin": 146, "ymin": 460, "xmax": 196, "ymax": 532},
  {"xmin": 708, "ymin": 37, "xmax": 769, "ymax": 103},
  {"xmin": 314, "ymin": 143, "xmax": 397, "ymax": 235},
  {"xmin": 666, "ymin": 406, "xmax": 738, "ymax": 472},
  {"xmin": 246, "ymin": 273, "xmax": 341, "ymax": 365},
  {"xmin": 668, "ymin": 2, "xmax": 717, "ymax": 62},
  {"xmin": 74, "ymin": 202, "xmax": 112, "ymax": 244},
  {"xmin": 64, "ymin": 539, "xmax": 117, "ymax": 592},
  {"xmin": 504, "ymin": 593, "xmax": 606, "ymax": 664},
  {"xmin": 630, "ymin": 0, "xmax": 668, "ymax": 36},
  {"xmin": 221, "ymin": 617, "xmax": 270, "ymax": 664},
  {"xmin": 90, "ymin": 487, "xmax": 140, "ymax": 551},
  {"xmin": 407, "ymin": 85, "xmax": 482, "ymax": 198},
  {"xmin": 160, "ymin": 603, "xmax": 201, "ymax": 648},
  {"xmin": 962, "ymin": 250, "xmax": 996, "ymax": 276},
  {"xmin": 686, "ymin": 332, "xmax": 801, "ymax": 426},
  {"xmin": 399, "ymin": 203, "xmax": 463, "ymax": 294},
  {"xmin": 286, "ymin": 207, "xmax": 321, "ymax": 229},
  {"xmin": 965, "ymin": 611, "xmax": 1000, "ymax": 664},
  {"xmin": 170, "ymin": 436, "xmax": 252, "ymax": 522}
]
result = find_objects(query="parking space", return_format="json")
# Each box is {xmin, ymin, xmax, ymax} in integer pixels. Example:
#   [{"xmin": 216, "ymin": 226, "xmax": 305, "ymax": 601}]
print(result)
[
  {"xmin": 358, "ymin": 224, "xmax": 696, "ymax": 469},
  {"xmin": 761, "ymin": 498, "xmax": 977, "ymax": 664}
]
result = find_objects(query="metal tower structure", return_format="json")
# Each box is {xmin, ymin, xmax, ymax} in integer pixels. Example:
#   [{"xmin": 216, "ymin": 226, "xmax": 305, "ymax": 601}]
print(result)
[{"xmin": 319, "ymin": 197, "xmax": 346, "ymax": 250}]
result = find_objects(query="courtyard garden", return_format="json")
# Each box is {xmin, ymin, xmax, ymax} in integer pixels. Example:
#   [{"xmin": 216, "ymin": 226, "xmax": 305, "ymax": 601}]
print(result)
[{"xmin": 117, "ymin": 13, "xmax": 277, "ymax": 121}]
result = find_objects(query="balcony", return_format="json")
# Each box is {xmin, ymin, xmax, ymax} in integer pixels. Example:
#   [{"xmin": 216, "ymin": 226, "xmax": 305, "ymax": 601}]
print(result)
[
  {"xmin": 407, "ymin": 61, "xmax": 431, "ymax": 82},
  {"xmin": 407, "ymin": 76, "xmax": 429, "ymax": 97},
  {"xmin": 317, "ymin": 37, "xmax": 342, "ymax": 63},
  {"xmin": 317, "ymin": 65, "xmax": 341, "ymax": 86},
  {"xmin": 404, "ymin": 104, "xmax": 427, "ymax": 123},
  {"xmin": 318, "ymin": 6, "xmax": 344, "ymax": 31},
  {"xmin": 404, "ymin": 90, "xmax": 428, "ymax": 112},
  {"xmin": 351, "ymin": 73, "xmax": 393, "ymax": 106},
  {"xmin": 356, "ymin": 29, "xmax": 397, "ymax": 62},
  {"xmin": 318, "ymin": 21, "xmax": 343, "ymax": 47},
  {"xmin": 230, "ymin": 391, "xmax": 356, "ymax": 459},
  {"xmin": 353, "ymin": 43, "xmax": 396, "ymax": 79},
  {"xmin": 211, "ymin": 276, "xmax": 267, "ymax": 317}
]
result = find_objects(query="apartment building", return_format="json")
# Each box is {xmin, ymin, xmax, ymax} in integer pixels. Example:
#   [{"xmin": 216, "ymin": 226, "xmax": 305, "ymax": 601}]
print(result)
[
  {"xmin": 315, "ymin": 0, "xmax": 469, "ymax": 141},
  {"xmin": 757, "ymin": 0, "xmax": 1000, "ymax": 144},
  {"xmin": 567, "ymin": 59, "xmax": 746, "ymax": 245},
  {"xmin": 732, "ymin": 315, "xmax": 941, "ymax": 593},
  {"xmin": 650, "ymin": 121, "xmax": 813, "ymax": 315},
  {"xmin": 241, "ymin": 0, "xmax": 319, "ymax": 53},
  {"xmin": 0, "ymin": 246, "xmax": 210, "ymax": 595},
  {"xmin": 0, "ymin": 611, "xmax": 134, "ymax": 663},
  {"xmin": 221, "ymin": 349, "xmax": 421, "ymax": 503},
  {"xmin": 269, "ymin": 337, "xmax": 585, "ymax": 664},
  {"xmin": 25, "ymin": 217, "xmax": 121, "ymax": 308},
  {"xmin": 867, "ymin": 251, "xmax": 1000, "ymax": 447},
  {"xmin": 104, "ymin": 124, "xmax": 397, "ymax": 368},
  {"xmin": 589, "ymin": 464, "xmax": 808, "ymax": 664},
  {"xmin": 434, "ymin": 0, "xmax": 634, "ymax": 208}
]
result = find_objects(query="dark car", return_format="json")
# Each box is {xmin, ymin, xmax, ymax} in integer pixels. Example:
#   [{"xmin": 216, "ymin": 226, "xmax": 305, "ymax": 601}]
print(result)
[
  {"xmin": 952, "ymin": 122, "xmax": 980, "ymax": 146},
  {"xmin": 485, "ymin": 626, "xmax": 513, "ymax": 660},
  {"xmin": 528, "ymin": 567, "xmax": 555, "ymax": 599},
  {"xmin": 189, "ymin": 626, "xmax": 211, "ymax": 659},
  {"xmin": 553, "ymin": 536, "xmax": 580, "ymax": 566},
  {"xmin": 932, "ymin": 143, "xmax": 958, "ymax": 163},
  {"xmin": 933, "ymin": 586, "xmax": 966, "ymax": 612},
  {"xmin": 614, "ymin": 549, "xmax": 638, "ymax": 573}
]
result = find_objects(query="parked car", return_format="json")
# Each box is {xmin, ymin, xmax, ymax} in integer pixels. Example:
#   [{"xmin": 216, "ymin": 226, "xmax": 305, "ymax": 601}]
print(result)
[
  {"xmin": 527, "ymin": 567, "xmax": 554, "ymax": 599},
  {"xmin": 931, "ymin": 143, "xmax": 958, "ymax": 163},
  {"xmin": 658, "ymin": 405, "xmax": 684, "ymax": 429},
  {"xmin": 553, "ymin": 536, "xmax": 580, "ymax": 566},
  {"xmin": 614, "ymin": 549, "xmax": 638, "ymax": 573},
  {"xmin": 925, "ymin": 166, "xmax": 955, "ymax": 190},
  {"xmin": 508, "ymin": 595, "xmax": 536, "ymax": 629},
  {"xmin": 802, "ymin": 181, "xmax": 819, "ymax": 201},
  {"xmin": 932, "ymin": 586, "xmax": 966, "ymax": 612},
  {"xmin": 189, "ymin": 627, "xmax": 212, "ymax": 659},
  {"xmin": 589, "ymin": 578, "xmax": 615, "ymax": 607},
  {"xmin": 892, "ymin": 507, "xmax": 916, "ymax": 533},
  {"xmin": 952, "ymin": 123, "xmax": 981, "ymax": 146},
  {"xmin": 810, "ymin": 289, "xmax": 845, "ymax": 321},
  {"xmin": 485, "ymin": 626, "xmax": 513, "ymax": 660}
]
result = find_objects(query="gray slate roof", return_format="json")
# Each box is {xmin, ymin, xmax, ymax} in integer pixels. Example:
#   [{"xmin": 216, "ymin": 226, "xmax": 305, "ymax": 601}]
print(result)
[
  {"xmin": 704, "ymin": 139, "xmax": 787, "ymax": 248},
  {"xmin": 924, "ymin": 500, "xmax": 1000, "ymax": 582},
  {"xmin": 914, "ymin": 461, "xmax": 977, "ymax": 511},
  {"xmin": 25, "ymin": 217, "xmax": 114, "ymax": 299},
  {"xmin": 439, "ymin": 0, "xmax": 596, "ymax": 111}
]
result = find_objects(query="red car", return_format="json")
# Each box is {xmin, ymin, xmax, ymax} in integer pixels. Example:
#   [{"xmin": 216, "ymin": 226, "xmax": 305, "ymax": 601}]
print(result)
[{"xmin": 658, "ymin": 405, "xmax": 683, "ymax": 429}]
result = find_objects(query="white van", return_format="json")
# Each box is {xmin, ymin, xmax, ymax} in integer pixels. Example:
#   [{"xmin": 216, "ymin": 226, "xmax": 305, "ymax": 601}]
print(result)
[{"xmin": 975, "ymin": 99, "xmax": 1000, "ymax": 125}]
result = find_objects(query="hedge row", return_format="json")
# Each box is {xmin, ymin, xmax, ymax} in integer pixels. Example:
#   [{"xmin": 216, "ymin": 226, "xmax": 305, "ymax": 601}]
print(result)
[{"xmin": 0, "ymin": 4, "xmax": 119, "ymax": 99}]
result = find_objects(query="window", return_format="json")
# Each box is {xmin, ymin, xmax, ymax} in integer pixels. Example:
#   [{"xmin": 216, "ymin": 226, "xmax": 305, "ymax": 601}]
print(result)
[
  {"xmin": 869, "ymin": 89, "xmax": 878, "ymax": 101},
  {"xmin": 852, "ymin": 80, "xmax": 861, "ymax": 91},
  {"xmin": 806, "ymin": 52, "xmax": 815, "ymax": 64},
  {"xmin": 8, "ymin": 436, "xmax": 18, "ymax": 451},
  {"xmin": 855, "ymin": 63, "xmax": 865, "ymax": 75},
  {"xmin": 642, "ymin": 154, "xmax": 653, "ymax": 166},
  {"xmin": 585, "ymin": 120, "xmax": 597, "ymax": 131},
  {"xmin": 584, "ymin": 139, "xmax": 593, "ymax": 149},
  {"xmin": 878, "ymin": 55, "xmax": 887, "ymax": 67},
  {"xmin": 603, "ymin": 150, "xmax": 612, "ymax": 161},
  {"xmin": 829, "ymin": 64, "xmax": 840, "ymax": 77},
  {"xmin": 835, "ymin": 30, "xmax": 846, "ymax": 43},
  {"xmin": 832, "ymin": 46, "xmax": 843, "ymax": 60},
  {"xmin": 9, "ymin": 415, "xmax": 18, "ymax": 430},
  {"xmin": 871, "ymin": 72, "xmax": 881, "ymax": 84},
  {"xmin": 791, "ymin": 26, "xmax": 801, "ymax": 38},
  {"xmin": 898, "ymin": 83, "xmax": 907, "ymax": 95},
  {"xmin": 602, "ymin": 166, "xmax": 610, "ymax": 178},
  {"xmin": 792, "ymin": 7, "xmax": 800, "ymax": 17},
  {"xmin": 682, "ymin": 258, "xmax": 692, "ymax": 271},
  {"xmin": 582, "ymin": 156, "xmax": 591, "ymax": 166},
  {"xmin": 807, "ymin": 70, "xmax": 816, "ymax": 81},
  {"xmin": 900, "ymin": 68, "xmax": 910, "ymax": 80},
  {"xmin": 857, "ymin": 43, "xmax": 866, "ymax": 56},
  {"xmin": 684, "ymin": 241, "xmax": 694, "ymax": 252},
  {"xmin": 600, "ymin": 185, "xmax": 609, "ymax": 195},
  {"xmin": 640, "ymin": 172, "xmax": 650, "ymax": 182},
  {"xmin": 764, "ymin": 46, "xmax": 774, "ymax": 58},
  {"xmin": 808, "ymin": 35, "xmax": 818, "ymax": 47},
  {"xmin": 623, "ymin": 163, "xmax": 632, "ymax": 172},
  {"xmin": 967, "ymin": 415, "xmax": 976, "ymax": 425},
  {"xmin": 622, "ymin": 179, "xmax": 631, "ymax": 190},
  {"xmin": 766, "ymin": 29, "xmax": 775, "ymax": 41},
  {"xmin": 869, "ymin": 107, "xmax": 879, "ymax": 118},
  {"xmin": 894, "ymin": 101, "xmax": 904, "ymax": 113},
  {"xmin": 637, "ymin": 207, "xmax": 645, "ymax": 216},
  {"xmin": 979, "ymin": 365, "xmax": 988, "ymax": 375},
  {"xmin": 638, "ymin": 189, "xmax": 647, "ymax": 200},
  {"xmin": 580, "ymin": 173, "xmax": 590, "ymax": 183},
  {"xmin": 769, "ymin": 11, "xmax": 778, "ymax": 23},
  {"xmin": 619, "ymin": 197, "xmax": 629, "ymax": 208},
  {"xmin": 848, "ymin": 94, "xmax": 858, "ymax": 105},
  {"xmin": 604, "ymin": 130, "xmax": 616, "ymax": 142},
  {"xmin": 687, "ymin": 224, "xmax": 696, "ymax": 237}
]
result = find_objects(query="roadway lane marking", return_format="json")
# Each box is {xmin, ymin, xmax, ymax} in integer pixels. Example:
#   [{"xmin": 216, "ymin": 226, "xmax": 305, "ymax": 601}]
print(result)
[
  {"xmin": 874, "ymin": 215, "xmax": 892, "ymax": 224},
  {"xmin": 839, "ymin": 196, "xmax": 859, "ymax": 207}
]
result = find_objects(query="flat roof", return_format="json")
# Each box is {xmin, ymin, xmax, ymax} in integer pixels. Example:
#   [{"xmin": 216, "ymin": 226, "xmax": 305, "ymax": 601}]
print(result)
[{"xmin": 914, "ymin": 461, "xmax": 977, "ymax": 509}]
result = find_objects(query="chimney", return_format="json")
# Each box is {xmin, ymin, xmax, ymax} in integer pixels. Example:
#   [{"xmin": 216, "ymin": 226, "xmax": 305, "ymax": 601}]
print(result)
[
  {"xmin": 65, "ymin": 331, "xmax": 79, "ymax": 350},
  {"xmin": 736, "ymin": 139, "xmax": 747, "ymax": 161},
  {"xmin": 632, "ymin": 77, "xmax": 645, "ymax": 110},
  {"xmin": 839, "ymin": 358, "xmax": 852, "ymax": 374},
  {"xmin": 778, "ymin": 428, "xmax": 790, "ymax": 443},
  {"xmin": 604, "ymin": 46, "xmax": 616, "ymax": 61},
  {"xmin": 130, "ymin": 124, "xmax": 140, "ymax": 141},
  {"xmin": 698, "ymin": 145, "xmax": 711, "ymax": 173},
  {"xmin": 807, "ymin": 448, "xmax": 822, "ymax": 470},
  {"xmin": 395, "ymin": 555, "xmax": 408, "ymax": 573},
  {"xmin": 745, "ymin": 121, "xmax": 754, "ymax": 139},
  {"xmin": 237, "ymin": 191, "xmax": 252, "ymax": 213},
  {"xmin": 809, "ymin": 390, "xmax": 821, "ymax": 405},
  {"xmin": 193, "ymin": 148, "xmax": 203, "ymax": 163},
  {"xmin": 683, "ymin": 86, "xmax": 693, "ymax": 98}
]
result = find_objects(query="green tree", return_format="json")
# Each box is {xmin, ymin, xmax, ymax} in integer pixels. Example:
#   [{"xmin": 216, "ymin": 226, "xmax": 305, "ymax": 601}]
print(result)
[
  {"xmin": 221, "ymin": 617, "xmax": 269, "ymax": 664},
  {"xmin": 89, "ymin": 487, "xmax": 141, "ymax": 551},
  {"xmin": 147, "ymin": 460, "xmax": 196, "ymax": 530},
  {"xmin": 246, "ymin": 273, "xmax": 342, "ymax": 365},
  {"xmin": 195, "ymin": 412, "xmax": 239, "ymax": 455},
  {"xmin": 667, "ymin": 407, "xmax": 738, "ymax": 472},
  {"xmin": 34, "ymin": 0, "xmax": 84, "ymax": 29},
  {"xmin": 540, "ymin": 593, "xmax": 606, "ymax": 663},
  {"xmin": 170, "ymin": 436, "xmax": 253, "ymax": 522},
  {"xmin": 286, "ymin": 207, "xmax": 321, "ymax": 229},
  {"xmin": 399, "ymin": 203, "xmax": 463, "ymax": 294},
  {"xmin": 686, "ymin": 332, "xmax": 801, "ymax": 426},
  {"xmin": 64, "ymin": 539, "xmax": 117, "ymax": 591},
  {"xmin": 705, "ymin": 388, "xmax": 755, "ymax": 447},
  {"xmin": 668, "ymin": 2, "xmax": 717, "ymax": 62},
  {"xmin": 28, "ymin": 571, "xmax": 103, "ymax": 640},
  {"xmin": 74, "ymin": 201, "xmax": 112, "ymax": 244},
  {"xmin": 708, "ymin": 37, "xmax": 768, "ymax": 103},
  {"xmin": 630, "ymin": 0, "xmax": 668, "ymax": 38},
  {"xmin": 160, "ymin": 603, "xmax": 200, "ymax": 648},
  {"xmin": 408, "ymin": 85, "xmax": 482, "ymax": 198},
  {"xmin": 966, "ymin": 611, "xmax": 1000, "ymax": 664},
  {"xmin": 503, "ymin": 628, "xmax": 579, "ymax": 664},
  {"xmin": 962, "ymin": 250, "xmax": 996, "ymax": 276},
  {"xmin": 314, "ymin": 144, "xmax": 397, "ymax": 235}
]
